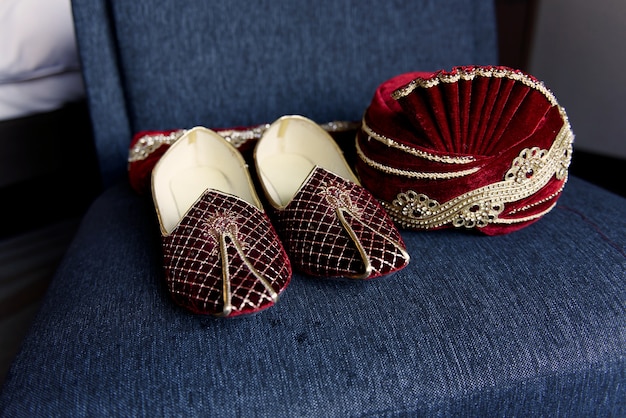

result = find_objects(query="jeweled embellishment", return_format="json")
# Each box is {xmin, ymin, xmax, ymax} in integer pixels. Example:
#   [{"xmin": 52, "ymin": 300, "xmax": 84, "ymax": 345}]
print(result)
[
  {"xmin": 388, "ymin": 191, "xmax": 505, "ymax": 229},
  {"xmin": 452, "ymin": 201, "xmax": 504, "ymax": 228},
  {"xmin": 556, "ymin": 141, "xmax": 573, "ymax": 181},
  {"xmin": 396, "ymin": 191, "xmax": 439, "ymax": 218},
  {"xmin": 505, "ymin": 147, "xmax": 547, "ymax": 183}
]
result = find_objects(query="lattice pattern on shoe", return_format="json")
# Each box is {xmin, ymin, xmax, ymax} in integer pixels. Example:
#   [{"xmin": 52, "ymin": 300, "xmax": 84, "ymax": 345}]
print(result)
[
  {"xmin": 274, "ymin": 167, "xmax": 409, "ymax": 279},
  {"xmin": 162, "ymin": 190, "xmax": 291, "ymax": 316}
]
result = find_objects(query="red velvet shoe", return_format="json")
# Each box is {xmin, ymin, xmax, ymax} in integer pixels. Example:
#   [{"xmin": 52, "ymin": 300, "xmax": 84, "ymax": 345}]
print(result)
[
  {"xmin": 152, "ymin": 127, "xmax": 291, "ymax": 317},
  {"xmin": 254, "ymin": 115, "xmax": 410, "ymax": 279}
]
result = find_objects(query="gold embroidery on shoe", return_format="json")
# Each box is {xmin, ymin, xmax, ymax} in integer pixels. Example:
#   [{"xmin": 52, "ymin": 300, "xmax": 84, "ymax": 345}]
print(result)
[
  {"xmin": 205, "ymin": 211, "xmax": 241, "ymax": 241},
  {"xmin": 204, "ymin": 211, "xmax": 278, "ymax": 316},
  {"xmin": 318, "ymin": 181, "xmax": 372, "ymax": 278},
  {"xmin": 381, "ymin": 118, "xmax": 574, "ymax": 229},
  {"xmin": 319, "ymin": 182, "xmax": 363, "ymax": 218},
  {"xmin": 320, "ymin": 181, "xmax": 409, "ymax": 278}
]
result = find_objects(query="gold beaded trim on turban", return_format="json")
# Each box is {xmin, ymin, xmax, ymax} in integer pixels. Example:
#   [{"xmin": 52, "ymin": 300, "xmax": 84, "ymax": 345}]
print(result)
[
  {"xmin": 391, "ymin": 66, "xmax": 559, "ymax": 107},
  {"xmin": 380, "ymin": 112, "xmax": 574, "ymax": 229}
]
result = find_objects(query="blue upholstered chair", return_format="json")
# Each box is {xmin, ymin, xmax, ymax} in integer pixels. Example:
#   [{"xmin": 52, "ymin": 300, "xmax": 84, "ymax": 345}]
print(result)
[{"xmin": 1, "ymin": 0, "xmax": 624, "ymax": 416}]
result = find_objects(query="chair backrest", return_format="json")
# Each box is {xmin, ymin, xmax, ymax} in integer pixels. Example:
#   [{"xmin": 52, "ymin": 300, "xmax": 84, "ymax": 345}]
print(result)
[{"xmin": 71, "ymin": 0, "xmax": 497, "ymax": 186}]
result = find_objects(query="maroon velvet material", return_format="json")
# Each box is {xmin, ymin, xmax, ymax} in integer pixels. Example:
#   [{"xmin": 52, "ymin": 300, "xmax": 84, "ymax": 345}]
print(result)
[
  {"xmin": 162, "ymin": 190, "xmax": 291, "ymax": 317},
  {"xmin": 268, "ymin": 166, "xmax": 409, "ymax": 279},
  {"xmin": 356, "ymin": 66, "xmax": 572, "ymax": 235}
]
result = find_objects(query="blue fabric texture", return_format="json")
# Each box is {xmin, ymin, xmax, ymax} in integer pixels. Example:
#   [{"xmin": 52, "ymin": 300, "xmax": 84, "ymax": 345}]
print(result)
[
  {"xmin": 2, "ymin": 0, "xmax": 625, "ymax": 416},
  {"xmin": 71, "ymin": 0, "xmax": 497, "ymax": 186},
  {"xmin": 1, "ymin": 177, "xmax": 624, "ymax": 416}
]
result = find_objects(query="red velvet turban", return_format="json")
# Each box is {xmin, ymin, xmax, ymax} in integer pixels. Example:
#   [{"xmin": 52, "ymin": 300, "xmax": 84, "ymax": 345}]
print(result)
[{"xmin": 355, "ymin": 66, "xmax": 574, "ymax": 235}]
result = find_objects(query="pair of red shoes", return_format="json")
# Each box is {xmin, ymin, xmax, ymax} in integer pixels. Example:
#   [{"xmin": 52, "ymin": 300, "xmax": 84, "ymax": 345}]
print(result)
[{"xmin": 151, "ymin": 115, "xmax": 410, "ymax": 317}]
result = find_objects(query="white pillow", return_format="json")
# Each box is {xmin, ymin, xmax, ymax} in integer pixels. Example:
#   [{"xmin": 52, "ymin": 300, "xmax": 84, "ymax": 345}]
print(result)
[{"xmin": 0, "ymin": 0, "xmax": 85, "ymax": 119}]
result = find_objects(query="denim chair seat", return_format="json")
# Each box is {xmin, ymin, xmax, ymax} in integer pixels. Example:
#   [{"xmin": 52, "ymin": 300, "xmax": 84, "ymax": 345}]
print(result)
[{"xmin": 1, "ymin": 1, "xmax": 624, "ymax": 416}]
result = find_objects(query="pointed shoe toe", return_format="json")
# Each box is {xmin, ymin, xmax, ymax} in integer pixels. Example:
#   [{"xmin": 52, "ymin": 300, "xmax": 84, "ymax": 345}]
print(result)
[
  {"xmin": 152, "ymin": 127, "xmax": 291, "ymax": 317},
  {"xmin": 255, "ymin": 115, "xmax": 409, "ymax": 279}
]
